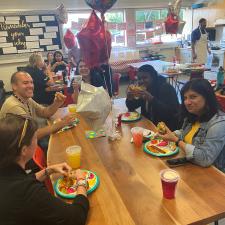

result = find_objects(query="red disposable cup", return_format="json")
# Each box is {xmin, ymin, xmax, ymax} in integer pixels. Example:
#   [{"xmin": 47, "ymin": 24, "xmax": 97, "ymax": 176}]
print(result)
[
  {"xmin": 131, "ymin": 127, "xmax": 143, "ymax": 147},
  {"xmin": 160, "ymin": 169, "xmax": 179, "ymax": 199}
]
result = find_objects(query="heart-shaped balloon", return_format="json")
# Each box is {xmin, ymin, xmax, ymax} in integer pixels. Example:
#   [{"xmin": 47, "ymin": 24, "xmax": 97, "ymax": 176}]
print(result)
[
  {"xmin": 63, "ymin": 29, "xmax": 76, "ymax": 49},
  {"xmin": 85, "ymin": 0, "xmax": 117, "ymax": 14},
  {"xmin": 77, "ymin": 10, "xmax": 111, "ymax": 68}
]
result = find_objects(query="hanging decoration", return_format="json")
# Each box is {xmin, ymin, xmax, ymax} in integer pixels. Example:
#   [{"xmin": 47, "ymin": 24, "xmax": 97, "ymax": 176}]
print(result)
[
  {"xmin": 77, "ymin": 10, "xmax": 111, "ymax": 68},
  {"xmin": 164, "ymin": 0, "xmax": 186, "ymax": 34},
  {"xmin": 56, "ymin": 4, "xmax": 68, "ymax": 24},
  {"xmin": 85, "ymin": 0, "xmax": 117, "ymax": 14},
  {"xmin": 63, "ymin": 29, "xmax": 76, "ymax": 49}
]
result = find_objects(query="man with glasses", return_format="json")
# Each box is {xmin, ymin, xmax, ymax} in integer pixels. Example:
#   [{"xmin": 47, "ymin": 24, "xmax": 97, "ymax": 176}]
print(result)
[{"xmin": 0, "ymin": 71, "xmax": 75, "ymax": 153}]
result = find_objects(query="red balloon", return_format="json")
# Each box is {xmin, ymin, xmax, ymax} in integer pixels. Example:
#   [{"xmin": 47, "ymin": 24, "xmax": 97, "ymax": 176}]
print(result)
[
  {"xmin": 77, "ymin": 10, "xmax": 111, "ymax": 68},
  {"xmin": 165, "ymin": 13, "xmax": 179, "ymax": 34},
  {"xmin": 64, "ymin": 29, "xmax": 76, "ymax": 49}
]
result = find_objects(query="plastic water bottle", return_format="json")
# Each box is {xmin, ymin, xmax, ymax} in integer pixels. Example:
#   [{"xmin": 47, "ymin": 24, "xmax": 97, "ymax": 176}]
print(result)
[{"xmin": 216, "ymin": 67, "xmax": 224, "ymax": 89}]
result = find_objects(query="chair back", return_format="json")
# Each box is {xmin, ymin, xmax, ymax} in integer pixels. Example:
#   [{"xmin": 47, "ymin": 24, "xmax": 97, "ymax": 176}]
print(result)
[{"xmin": 33, "ymin": 146, "xmax": 54, "ymax": 195}]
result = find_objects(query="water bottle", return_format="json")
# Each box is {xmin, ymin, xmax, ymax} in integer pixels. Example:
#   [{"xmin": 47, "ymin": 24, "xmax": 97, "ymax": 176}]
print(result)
[{"xmin": 216, "ymin": 66, "xmax": 224, "ymax": 89}]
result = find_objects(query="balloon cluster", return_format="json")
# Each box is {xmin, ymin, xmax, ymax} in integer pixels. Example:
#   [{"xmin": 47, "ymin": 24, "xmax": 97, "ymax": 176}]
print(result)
[
  {"xmin": 165, "ymin": 0, "xmax": 186, "ymax": 34},
  {"xmin": 76, "ymin": 0, "xmax": 117, "ymax": 68},
  {"xmin": 77, "ymin": 10, "xmax": 111, "ymax": 68},
  {"xmin": 56, "ymin": 4, "xmax": 68, "ymax": 24}
]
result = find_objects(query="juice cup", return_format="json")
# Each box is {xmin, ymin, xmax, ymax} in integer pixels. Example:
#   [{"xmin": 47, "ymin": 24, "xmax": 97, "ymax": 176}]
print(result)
[
  {"xmin": 68, "ymin": 104, "xmax": 77, "ymax": 114},
  {"xmin": 73, "ymin": 75, "xmax": 82, "ymax": 85},
  {"xmin": 131, "ymin": 127, "xmax": 143, "ymax": 147},
  {"xmin": 160, "ymin": 169, "xmax": 179, "ymax": 199},
  {"xmin": 66, "ymin": 145, "xmax": 81, "ymax": 169}
]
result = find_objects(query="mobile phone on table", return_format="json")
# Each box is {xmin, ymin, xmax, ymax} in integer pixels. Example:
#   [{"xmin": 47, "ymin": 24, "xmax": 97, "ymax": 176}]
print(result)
[{"xmin": 166, "ymin": 157, "xmax": 188, "ymax": 167}]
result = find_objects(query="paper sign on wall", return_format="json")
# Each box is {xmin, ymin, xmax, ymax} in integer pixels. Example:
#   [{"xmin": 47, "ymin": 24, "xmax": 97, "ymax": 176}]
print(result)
[
  {"xmin": 30, "ymin": 28, "xmax": 43, "ymax": 35},
  {"xmin": 26, "ymin": 16, "xmax": 40, "ymax": 23},
  {"xmin": 40, "ymin": 38, "xmax": 52, "ymax": 46}
]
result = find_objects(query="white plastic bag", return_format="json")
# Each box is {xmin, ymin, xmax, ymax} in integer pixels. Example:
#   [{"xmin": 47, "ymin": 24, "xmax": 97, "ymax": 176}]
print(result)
[{"xmin": 76, "ymin": 82, "xmax": 111, "ymax": 130}]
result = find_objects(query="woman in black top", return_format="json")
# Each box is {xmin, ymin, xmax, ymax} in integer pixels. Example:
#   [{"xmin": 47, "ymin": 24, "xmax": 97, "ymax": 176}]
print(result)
[
  {"xmin": 0, "ymin": 114, "xmax": 89, "ymax": 225},
  {"xmin": 126, "ymin": 64, "xmax": 179, "ymax": 130},
  {"xmin": 71, "ymin": 60, "xmax": 113, "ymax": 103},
  {"xmin": 51, "ymin": 51, "xmax": 68, "ymax": 73},
  {"xmin": 24, "ymin": 53, "xmax": 58, "ymax": 105}
]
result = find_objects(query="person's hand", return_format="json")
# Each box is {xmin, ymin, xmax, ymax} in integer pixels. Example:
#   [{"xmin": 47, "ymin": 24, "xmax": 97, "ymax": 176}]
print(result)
[
  {"xmin": 61, "ymin": 114, "xmax": 76, "ymax": 126},
  {"xmin": 126, "ymin": 88, "xmax": 135, "ymax": 100},
  {"xmin": 138, "ymin": 90, "xmax": 154, "ymax": 102},
  {"xmin": 47, "ymin": 162, "xmax": 71, "ymax": 176},
  {"xmin": 72, "ymin": 81, "xmax": 80, "ymax": 92},
  {"xmin": 193, "ymin": 52, "xmax": 197, "ymax": 60},
  {"xmin": 156, "ymin": 125, "xmax": 178, "ymax": 142},
  {"xmin": 54, "ymin": 92, "xmax": 66, "ymax": 106}
]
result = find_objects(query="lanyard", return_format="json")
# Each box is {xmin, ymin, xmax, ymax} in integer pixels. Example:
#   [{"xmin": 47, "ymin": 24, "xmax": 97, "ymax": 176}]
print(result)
[{"xmin": 12, "ymin": 94, "xmax": 32, "ymax": 117}]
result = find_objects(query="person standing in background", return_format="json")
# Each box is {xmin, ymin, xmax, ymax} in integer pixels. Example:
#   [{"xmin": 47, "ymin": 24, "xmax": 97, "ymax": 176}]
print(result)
[{"xmin": 191, "ymin": 18, "xmax": 211, "ymax": 64}]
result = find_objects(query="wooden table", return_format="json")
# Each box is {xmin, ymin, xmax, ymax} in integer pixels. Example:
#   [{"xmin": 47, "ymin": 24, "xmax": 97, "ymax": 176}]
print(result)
[{"xmin": 47, "ymin": 99, "xmax": 225, "ymax": 225}]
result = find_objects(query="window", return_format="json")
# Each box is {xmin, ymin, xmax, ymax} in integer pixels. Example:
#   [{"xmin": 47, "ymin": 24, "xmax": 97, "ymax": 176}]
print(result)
[
  {"xmin": 135, "ymin": 8, "xmax": 186, "ymax": 45},
  {"xmin": 63, "ymin": 10, "xmax": 126, "ymax": 49}
]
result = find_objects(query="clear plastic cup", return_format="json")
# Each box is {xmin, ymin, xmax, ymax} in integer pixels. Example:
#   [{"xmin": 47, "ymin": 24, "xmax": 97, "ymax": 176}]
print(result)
[
  {"xmin": 73, "ymin": 75, "xmax": 82, "ymax": 85},
  {"xmin": 66, "ymin": 145, "xmax": 81, "ymax": 169},
  {"xmin": 68, "ymin": 104, "xmax": 77, "ymax": 114},
  {"xmin": 131, "ymin": 127, "xmax": 143, "ymax": 147},
  {"xmin": 160, "ymin": 169, "xmax": 179, "ymax": 199}
]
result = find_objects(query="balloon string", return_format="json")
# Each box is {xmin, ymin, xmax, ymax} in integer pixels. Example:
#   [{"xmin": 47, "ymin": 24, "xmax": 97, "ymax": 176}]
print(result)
[{"xmin": 101, "ymin": 13, "xmax": 113, "ymax": 98}]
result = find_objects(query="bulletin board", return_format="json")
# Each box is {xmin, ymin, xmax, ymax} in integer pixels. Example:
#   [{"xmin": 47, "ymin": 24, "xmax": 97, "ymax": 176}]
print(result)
[{"xmin": 0, "ymin": 14, "xmax": 62, "ymax": 55}]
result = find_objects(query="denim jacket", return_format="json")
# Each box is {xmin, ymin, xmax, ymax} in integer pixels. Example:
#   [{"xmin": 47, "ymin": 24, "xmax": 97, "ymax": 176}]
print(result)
[{"xmin": 174, "ymin": 111, "xmax": 225, "ymax": 171}]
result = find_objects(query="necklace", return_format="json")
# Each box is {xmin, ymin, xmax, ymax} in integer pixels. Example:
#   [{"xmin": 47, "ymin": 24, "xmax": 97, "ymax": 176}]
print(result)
[{"xmin": 12, "ymin": 93, "xmax": 32, "ymax": 117}]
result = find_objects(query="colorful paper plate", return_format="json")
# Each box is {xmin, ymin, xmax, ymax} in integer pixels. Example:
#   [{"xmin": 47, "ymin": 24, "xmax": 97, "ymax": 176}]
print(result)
[
  {"xmin": 121, "ymin": 112, "xmax": 141, "ymax": 122},
  {"xmin": 54, "ymin": 170, "xmax": 99, "ymax": 199},
  {"xmin": 144, "ymin": 139, "xmax": 179, "ymax": 157}
]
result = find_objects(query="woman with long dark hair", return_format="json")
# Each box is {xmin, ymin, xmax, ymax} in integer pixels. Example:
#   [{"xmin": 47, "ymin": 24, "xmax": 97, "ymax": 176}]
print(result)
[
  {"xmin": 51, "ymin": 51, "xmax": 68, "ymax": 73},
  {"xmin": 126, "ymin": 64, "xmax": 179, "ymax": 130},
  {"xmin": 70, "ymin": 60, "xmax": 113, "ymax": 103},
  {"xmin": 0, "ymin": 114, "xmax": 89, "ymax": 225},
  {"xmin": 158, "ymin": 79, "xmax": 225, "ymax": 171}
]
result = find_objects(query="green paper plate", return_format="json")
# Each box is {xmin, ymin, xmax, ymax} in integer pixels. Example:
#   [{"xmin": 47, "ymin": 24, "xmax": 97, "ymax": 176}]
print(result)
[
  {"xmin": 144, "ymin": 141, "xmax": 179, "ymax": 157},
  {"xmin": 54, "ymin": 170, "xmax": 99, "ymax": 199},
  {"xmin": 121, "ymin": 112, "xmax": 141, "ymax": 122}
]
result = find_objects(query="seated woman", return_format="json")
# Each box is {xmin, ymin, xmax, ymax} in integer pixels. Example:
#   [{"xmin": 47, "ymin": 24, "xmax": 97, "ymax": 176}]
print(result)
[
  {"xmin": 0, "ymin": 114, "xmax": 89, "ymax": 225},
  {"xmin": 126, "ymin": 64, "xmax": 179, "ymax": 130},
  {"xmin": 70, "ymin": 60, "xmax": 113, "ymax": 103},
  {"xmin": 24, "ymin": 53, "xmax": 61, "ymax": 105},
  {"xmin": 158, "ymin": 79, "xmax": 225, "ymax": 171},
  {"xmin": 45, "ymin": 51, "xmax": 54, "ymax": 66},
  {"xmin": 51, "ymin": 51, "xmax": 68, "ymax": 73}
]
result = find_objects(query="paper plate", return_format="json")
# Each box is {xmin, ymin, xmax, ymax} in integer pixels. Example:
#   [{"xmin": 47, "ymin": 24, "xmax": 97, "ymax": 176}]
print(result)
[
  {"xmin": 121, "ymin": 112, "xmax": 141, "ymax": 122},
  {"xmin": 144, "ymin": 139, "xmax": 179, "ymax": 157},
  {"xmin": 54, "ymin": 170, "xmax": 99, "ymax": 199}
]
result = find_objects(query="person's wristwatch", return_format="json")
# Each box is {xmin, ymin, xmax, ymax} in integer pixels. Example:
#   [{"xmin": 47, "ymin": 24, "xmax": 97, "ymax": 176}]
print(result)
[
  {"xmin": 175, "ymin": 137, "xmax": 182, "ymax": 146},
  {"xmin": 75, "ymin": 178, "xmax": 88, "ymax": 190}
]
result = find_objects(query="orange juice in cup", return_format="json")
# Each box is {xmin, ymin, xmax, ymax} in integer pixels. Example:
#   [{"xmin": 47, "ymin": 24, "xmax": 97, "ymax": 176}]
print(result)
[
  {"xmin": 66, "ymin": 145, "xmax": 81, "ymax": 169},
  {"xmin": 131, "ymin": 127, "xmax": 143, "ymax": 147},
  {"xmin": 68, "ymin": 104, "xmax": 77, "ymax": 114}
]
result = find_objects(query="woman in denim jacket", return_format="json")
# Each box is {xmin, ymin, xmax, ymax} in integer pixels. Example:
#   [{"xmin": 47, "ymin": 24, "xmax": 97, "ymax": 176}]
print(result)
[{"xmin": 159, "ymin": 79, "xmax": 225, "ymax": 171}]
